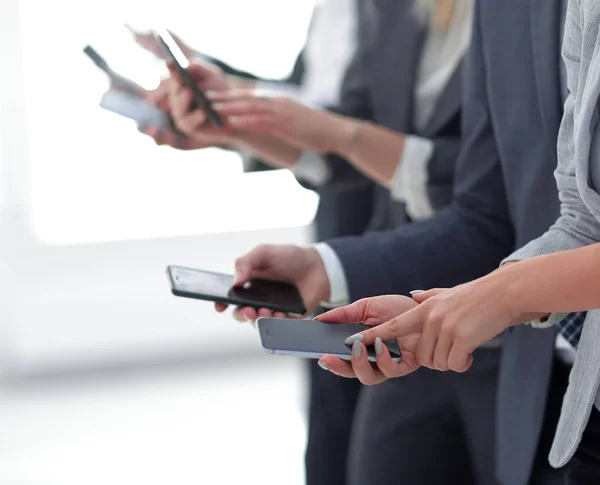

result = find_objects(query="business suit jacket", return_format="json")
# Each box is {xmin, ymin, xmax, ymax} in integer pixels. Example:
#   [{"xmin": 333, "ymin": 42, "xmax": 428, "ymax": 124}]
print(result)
[
  {"xmin": 319, "ymin": 0, "xmax": 462, "ymax": 238},
  {"xmin": 327, "ymin": 1, "xmax": 565, "ymax": 484},
  {"xmin": 507, "ymin": 0, "xmax": 600, "ymax": 469}
]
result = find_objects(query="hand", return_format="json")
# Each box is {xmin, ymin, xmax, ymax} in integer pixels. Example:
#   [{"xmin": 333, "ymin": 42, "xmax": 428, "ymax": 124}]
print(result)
[
  {"xmin": 214, "ymin": 244, "xmax": 331, "ymax": 323},
  {"xmin": 145, "ymin": 79, "xmax": 171, "ymax": 112},
  {"xmin": 208, "ymin": 90, "xmax": 350, "ymax": 153},
  {"xmin": 168, "ymin": 62, "xmax": 236, "ymax": 144},
  {"xmin": 142, "ymin": 77, "xmax": 231, "ymax": 149},
  {"xmin": 313, "ymin": 296, "xmax": 421, "ymax": 385},
  {"xmin": 349, "ymin": 274, "xmax": 526, "ymax": 373}
]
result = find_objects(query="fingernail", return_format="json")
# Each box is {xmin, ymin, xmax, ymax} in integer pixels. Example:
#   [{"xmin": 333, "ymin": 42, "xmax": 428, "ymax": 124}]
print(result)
[
  {"xmin": 410, "ymin": 290, "xmax": 425, "ymax": 295},
  {"xmin": 205, "ymin": 91, "xmax": 218, "ymax": 99},
  {"xmin": 228, "ymin": 116, "xmax": 242, "ymax": 124},
  {"xmin": 211, "ymin": 103, "xmax": 225, "ymax": 110},
  {"xmin": 318, "ymin": 361, "xmax": 330, "ymax": 371},
  {"xmin": 375, "ymin": 337, "xmax": 383, "ymax": 356},
  {"xmin": 352, "ymin": 340, "xmax": 362, "ymax": 359},
  {"xmin": 345, "ymin": 333, "xmax": 363, "ymax": 345}
]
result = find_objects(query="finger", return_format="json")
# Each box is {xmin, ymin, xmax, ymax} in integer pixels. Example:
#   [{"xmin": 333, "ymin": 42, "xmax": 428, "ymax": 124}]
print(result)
[
  {"xmin": 318, "ymin": 356, "xmax": 357, "ymax": 378},
  {"xmin": 177, "ymin": 110, "xmax": 210, "ymax": 134},
  {"xmin": 257, "ymin": 308, "xmax": 275, "ymax": 318},
  {"xmin": 273, "ymin": 312, "xmax": 287, "ymax": 319},
  {"xmin": 226, "ymin": 115, "xmax": 280, "ymax": 132},
  {"xmin": 215, "ymin": 302, "xmax": 228, "ymax": 313},
  {"xmin": 213, "ymin": 99, "xmax": 274, "ymax": 116},
  {"xmin": 232, "ymin": 307, "xmax": 247, "ymax": 322},
  {"xmin": 416, "ymin": 317, "xmax": 439, "ymax": 369},
  {"xmin": 432, "ymin": 328, "xmax": 453, "ymax": 371},
  {"xmin": 347, "ymin": 306, "xmax": 424, "ymax": 346},
  {"xmin": 411, "ymin": 288, "xmax": 448, "ymax": 304},
  {"xmin": 314, "ymin": 299, "xmax": 369, "ymax": 324},
  {"xmin": 233, "ymin": 245, "xmax": 272, "ymax": 286},
  {"xmin": 169, "ymin": 84, "xmax": 191, "ymax": 119},
  {"xmin": 240, "ymin": 307, "xmax": 259, "ymax": 322},
  {"xmin": 375, "ymin": 339, "xmax": 418, "ymax": 378},
  {"xmin": 205, "ymin": 89, "xmax": 263, "ymax": 102},
  {"xmin": 448, "ymin": 342, "xmax": 474, "ymax": 373},
  {"xmin": 350, "ymin": 342, "xmax": 387, "ymax": 385}
]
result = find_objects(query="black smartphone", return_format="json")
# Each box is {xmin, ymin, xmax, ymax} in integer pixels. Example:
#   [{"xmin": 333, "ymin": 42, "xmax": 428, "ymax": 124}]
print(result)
[
  {"xmin": 83, "ymin": 45, "xmax": 145, "ymax": 98},
  {"xmin": 166, "ymin": 265, "xmax": 306, "ymax": 315},
  {"xmin": 257, "ymin": 318, "xmax": 402, "ymax": 363},
  {"xmin": 154, "ymin": 30, "xmax": 224, "ymax": 128}
]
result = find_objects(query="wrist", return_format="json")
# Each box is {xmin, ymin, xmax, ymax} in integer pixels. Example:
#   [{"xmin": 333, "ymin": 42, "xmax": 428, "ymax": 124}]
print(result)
[
  {"xmin": 326, "ymin": 114, "xmax": 357, "ymax": 155},
  {"xmin": 496, "ymin": 262, "xmax": 546, "ymax": 325},
  {"xmin": 307, "ymin": 247, "xmax": 331, "ymax": 302}
]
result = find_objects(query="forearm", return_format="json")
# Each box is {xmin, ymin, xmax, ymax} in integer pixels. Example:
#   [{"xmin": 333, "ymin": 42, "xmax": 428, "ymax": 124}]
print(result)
[
  {"xmin": 233, "ymin": 133, "xmax": 302, "ymax": 169},
  {"xmin": 327, "ymin": 115, "xmax": 406, "ymax": 188},
  {"xmin": 502, "ymin": 243, "xmax": 600, "ymax": 317}
]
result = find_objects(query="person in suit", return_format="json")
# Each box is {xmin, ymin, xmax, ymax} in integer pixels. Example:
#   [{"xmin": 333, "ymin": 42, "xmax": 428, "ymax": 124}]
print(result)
[
  {"xmin": 327, "ymin": 1, "xmax": 600, "ymax": 483},
  {"xmin": 225, "ymin": 0, "xmax": 580, "ymax": 484},
  {"xmin": 168, "ymin": 2, "xmax": 483, "ymax": 484}
]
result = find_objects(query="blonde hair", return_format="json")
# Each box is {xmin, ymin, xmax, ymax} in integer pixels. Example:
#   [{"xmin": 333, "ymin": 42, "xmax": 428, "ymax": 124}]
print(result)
[{"xmin": 414, "ymin": 0, "xmax": 456, "ymax": 30}]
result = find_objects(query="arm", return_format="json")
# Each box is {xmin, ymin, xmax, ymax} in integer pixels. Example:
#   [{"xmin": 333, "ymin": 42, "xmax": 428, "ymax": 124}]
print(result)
[
  {"xmin": 500, "ymin": 243, "xmax": 600, "ymax": 317},
  {"xmin": 326, "ymin": 0, "xmax": 515, "ymax": 300},
  {"xmin": 503, "ymin": 0, "xmax": 596, "ymax": 264}
]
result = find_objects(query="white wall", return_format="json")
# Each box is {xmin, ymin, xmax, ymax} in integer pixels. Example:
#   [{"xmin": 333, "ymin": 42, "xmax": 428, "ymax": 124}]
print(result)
[{"xmin": 1, "ymin": 0, "xmax": 318, "ymax": 378}]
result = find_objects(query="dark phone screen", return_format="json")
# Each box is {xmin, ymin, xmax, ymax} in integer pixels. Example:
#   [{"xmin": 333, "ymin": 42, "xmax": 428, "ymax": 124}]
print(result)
[{"xmin": 169, "ymin": 266, "xmax": 305, "ymax": 313}]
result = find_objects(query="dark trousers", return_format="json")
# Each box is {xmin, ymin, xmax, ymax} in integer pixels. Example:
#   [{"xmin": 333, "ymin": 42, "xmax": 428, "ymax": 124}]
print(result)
[
  {"xmin": 565, "ymin": 407, "xmax": 600, "ymax": 485},
  {"xmin": 304, "ymin": 359, "xmax": 362, "ymax": 485},
  {"xmin": 527, "ymin": 359, "xmax": 571, "ymax": 485}
]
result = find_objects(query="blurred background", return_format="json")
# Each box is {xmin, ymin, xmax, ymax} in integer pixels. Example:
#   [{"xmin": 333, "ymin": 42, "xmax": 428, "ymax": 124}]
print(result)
[{"xmin": 0, "ymin": 0, "xmax": 318, "ymax": 482}]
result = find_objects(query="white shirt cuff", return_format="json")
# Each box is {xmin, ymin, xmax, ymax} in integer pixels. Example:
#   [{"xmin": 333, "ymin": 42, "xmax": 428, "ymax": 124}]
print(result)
[
  {"xmin": 313, "ymin": 243, "xmax": 350, "ymax": 308},
  {"xmin": 290, "ymin": 151, "xmax": 331, "ymax": 187},
  {"xmin": 391, "ymin": 135, "xmax": 435, "ymax": 220}
]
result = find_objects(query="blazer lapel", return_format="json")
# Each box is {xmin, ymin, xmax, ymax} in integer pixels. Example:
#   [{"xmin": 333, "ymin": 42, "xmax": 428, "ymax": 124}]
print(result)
[
  {"xmin": 424, "ymin": 59, "xmax": 463, "ymax": 136},
  {"xmin": 375, "ymin": 2, "xmax": 425, "ymax": 132},
  {"xmin": 530, "ymin": 0, "xmax": 563, "ymax": 164}
]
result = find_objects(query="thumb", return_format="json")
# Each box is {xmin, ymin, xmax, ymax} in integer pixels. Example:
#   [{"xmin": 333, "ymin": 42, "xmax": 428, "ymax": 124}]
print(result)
[
  {"xmin": 314, "ymin": 298, "xmax": 369, "ymax": 324},
  {"xmin": 346, "ymin": 306, "xmax": 424, "ymax": 346},
  {"xmin": 233, "ymin": 245, "xmax": 272, "ymax": 286},
  {"xmin": 410, "ymin": 288, "xmax": 448, "ymax": 304},
  {"xmin": 234, "ymin": 258, "xmax": 253, "ymax": 287}
]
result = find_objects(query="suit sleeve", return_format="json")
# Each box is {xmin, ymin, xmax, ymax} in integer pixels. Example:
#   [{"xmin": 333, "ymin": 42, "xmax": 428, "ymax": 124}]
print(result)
[{"xmin": 326, "ymin": 1, "xmax": 516, "ymax": 300}]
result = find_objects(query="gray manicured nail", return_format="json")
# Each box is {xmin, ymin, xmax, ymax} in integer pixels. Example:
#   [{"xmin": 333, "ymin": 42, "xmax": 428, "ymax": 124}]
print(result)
[
  {"xmin": 375, "ymin": 337, "xmax": 383, "ymax": 356},
  {"xmin": 410, "ymin": 290, "xmax": 425, "ymax": 295},
  {"xmin": 352, "ymin": 340, "xmax": 362, "ymax": 359},
  {"xmin": 345, "ymin": 333, "xmax": 364, "ymax": 345},
  {"xmin": 318, "ymin": 361, "xmax": 330, "ymax": 371}
]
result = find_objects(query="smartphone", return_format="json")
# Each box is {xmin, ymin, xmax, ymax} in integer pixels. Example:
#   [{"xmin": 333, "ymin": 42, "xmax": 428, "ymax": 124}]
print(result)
[
  {"xmin": 154, "ymin": 29, "xmax": 224, "ymax": 128},
  {"xmin": 100, "ymin": 89, "xmax": 173, "ymax": 128},
  {"xmin": 83, "ymin": 45, "xmax": 145, "ymax": 98},
  {"xmin": 257, "ymin": 318, "xmax": 402, "ymax": 363},
  {"xmin": 166, "ymin": 265, "xmax": 306, "ymax": 315}
]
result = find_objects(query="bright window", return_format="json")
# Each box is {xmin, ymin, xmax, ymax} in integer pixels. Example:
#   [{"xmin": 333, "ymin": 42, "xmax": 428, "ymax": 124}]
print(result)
[{"xmin": 19, "ymin": 0, "xmax": 318, "ymax": 245}]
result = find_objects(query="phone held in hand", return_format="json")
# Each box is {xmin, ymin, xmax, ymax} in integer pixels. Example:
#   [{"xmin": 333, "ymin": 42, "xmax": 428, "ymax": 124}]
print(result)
[
  {"xmin": 83, "ymin": 45, "xmax": 144, "ymax": 98},
  {"xmin": 166, "ymin": 265, "xmax": 306, "ymax": 315},
  {"xmin": 154, "ymin": 29, "xmax": 224, "ymax": 128},
  {"xmin": 257, "ymin": 317, "xmax": 402, "ymax": 363}
]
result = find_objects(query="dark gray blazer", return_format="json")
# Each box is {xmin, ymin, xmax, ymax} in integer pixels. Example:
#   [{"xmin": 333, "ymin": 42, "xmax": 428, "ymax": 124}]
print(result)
[
  {"xmin": 320, "ymin": 0, "xmax": 462, "ymax": 235},
  {"xmin": 327, "ymin": 1, "xmax": 565, "ymax": 484}
]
